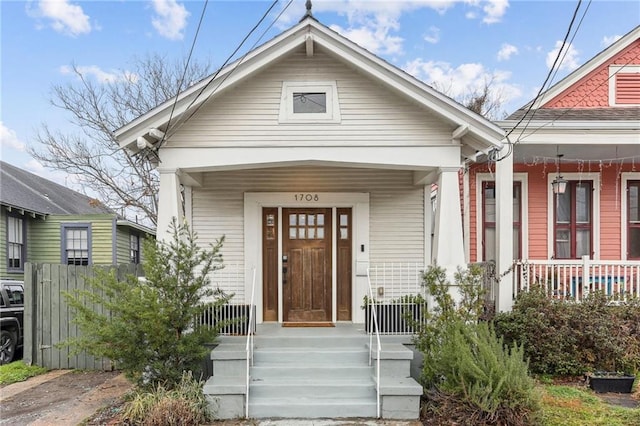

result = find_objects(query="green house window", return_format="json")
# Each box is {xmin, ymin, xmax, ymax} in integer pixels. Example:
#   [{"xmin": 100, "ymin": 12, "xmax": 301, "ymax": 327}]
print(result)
[
  {"xmin": 7, "ymin": 214, "xmax": 25, "ymax": 271},
  {"xmin": 62, "ymin": 224, "xmax": 91, "ymax": 265},
  {"xmin": 130, "ymin": 234, "xmax": 140, "ymax": 264}
]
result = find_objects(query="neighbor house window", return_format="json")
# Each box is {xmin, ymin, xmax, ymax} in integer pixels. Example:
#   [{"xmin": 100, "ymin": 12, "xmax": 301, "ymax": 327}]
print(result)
[
  {"xmin": 554, "ymin": 181, "xmax": 592, "ymax": 259},
  {"xmin": 279, "ymin": 81, "xmax": 340, "ymax": 123},
  {"xmin": 628, "ymin": 181, "xmax": 640, "ymax": 259},
  {"xmin": 482, "ymin": 181, "xmax": 522, "ymax": 261},
  {"xmin": 130, "ymin": 234, "xmax": 140, "ymax": 264},
  {"xmin": 7, "ymin": 215, "xmax": 25, "ymax": 271},
  {"xmin": 62, "ymin": 224, "xmax": 90, "ymax": 265}
]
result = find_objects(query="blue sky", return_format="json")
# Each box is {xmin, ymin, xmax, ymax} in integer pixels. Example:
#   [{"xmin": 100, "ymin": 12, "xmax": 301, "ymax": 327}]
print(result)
[{"xmin": 1, "ymin": 0, "xmax": 639, "ymax": 183}]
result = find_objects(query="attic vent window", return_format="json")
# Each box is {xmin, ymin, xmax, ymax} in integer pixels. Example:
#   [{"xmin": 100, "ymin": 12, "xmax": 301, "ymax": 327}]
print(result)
[
  {"xmin": 293, "ymin": 93, "xmax": 326, "ymax": 113},
  {"xmin": 279, "ymin": 81, "xmax": 340, "ymax": 123},
  {"xmin": 609, "ymin": 65, "xmax": 640, "ymax": 106}
]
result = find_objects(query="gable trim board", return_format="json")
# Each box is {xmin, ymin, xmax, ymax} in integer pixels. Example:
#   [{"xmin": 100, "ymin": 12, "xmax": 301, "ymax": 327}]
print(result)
[
  {"xmin": 528, "ymin": 26, "xmax": 640, "ymax": 110},
  {"xmin": 115, "ymin": 18, "xmax": 504, "ymax": 157}
]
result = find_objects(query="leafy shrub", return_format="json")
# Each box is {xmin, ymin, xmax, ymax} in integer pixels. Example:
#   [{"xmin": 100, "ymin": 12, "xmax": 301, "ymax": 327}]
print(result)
[
  {"xmin": 427, "ymin": 321, "xmax": 540, "ymax": 425},
  {"xmin": 414, "ymin": 264, "xmax": 540, "ymax": 424},
  {"xmin": 121, "ymin": 371, "xmax": 211, "ymax": 425},
  {"xmin": 413, "ymin": 264, "xmax": 487, "ymax": 387},
  {"xmin": 494, "ymin": 287, "xmax": 640, "ymax": 375},
  {"xmin": 63, "ymin": 218, "xmax": 230, "ymax": 389}
]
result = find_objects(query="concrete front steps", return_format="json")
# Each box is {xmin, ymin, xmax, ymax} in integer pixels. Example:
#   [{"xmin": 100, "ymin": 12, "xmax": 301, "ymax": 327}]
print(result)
[{"xmin": 203, "ymin": 323, "xmax": 422, "ymax": 420}]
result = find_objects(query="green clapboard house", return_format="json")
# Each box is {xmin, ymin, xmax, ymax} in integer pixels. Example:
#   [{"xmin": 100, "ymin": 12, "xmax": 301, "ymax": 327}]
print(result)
[{"xmin": 1, "ymin": 161, "xmax": 155, "ymax": 280}]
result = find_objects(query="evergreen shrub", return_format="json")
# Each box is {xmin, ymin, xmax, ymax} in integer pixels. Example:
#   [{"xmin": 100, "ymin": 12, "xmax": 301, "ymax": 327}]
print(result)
[{"xmin": 63, "ymin": 218, "xmax": 230, "ymax": 389}]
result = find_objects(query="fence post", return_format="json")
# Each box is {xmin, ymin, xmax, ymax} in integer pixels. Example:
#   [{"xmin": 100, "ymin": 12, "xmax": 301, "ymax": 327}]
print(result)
[
  {"xmin": 23, "ymin": 263, "xmax": 36, "ymax": 366},
  {"xmin": 581, "ymin": 255, "xmax": 590, "ymax": 299}
]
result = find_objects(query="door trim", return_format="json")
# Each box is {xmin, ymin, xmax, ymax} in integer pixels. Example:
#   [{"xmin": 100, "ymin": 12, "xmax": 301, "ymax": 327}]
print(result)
[{"xmin": 245, "ymin": 192, "xmax": 370, "ymax": 323}]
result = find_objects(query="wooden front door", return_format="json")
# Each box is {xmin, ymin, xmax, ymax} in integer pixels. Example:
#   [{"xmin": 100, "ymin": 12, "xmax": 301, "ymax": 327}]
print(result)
[{"xmin": 282, "ymin": 208, "xmax": 332, "ymax": 322}]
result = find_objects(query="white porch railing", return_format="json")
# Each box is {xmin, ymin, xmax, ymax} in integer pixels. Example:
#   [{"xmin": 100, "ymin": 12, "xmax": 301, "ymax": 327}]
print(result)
[
  {"xmin": 366, "ymin": 263, "xmax": 426, "ymax": 336},
  {"xmin": 366, "ymin": 267, "xmax": 382, "ymax": 419},
  {"xmin": 245, "ymin": 267, "xmax": 257, "ymax": 418},
  {"xmin": 513, "ymin": 257, "xmax": 640, "ymax": 302}
]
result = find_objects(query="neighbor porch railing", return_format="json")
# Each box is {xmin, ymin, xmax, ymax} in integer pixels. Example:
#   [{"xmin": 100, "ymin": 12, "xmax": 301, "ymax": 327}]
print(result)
[{"xmin": 513, "ymin": 257, "xmax": 640, "ymax": 302}]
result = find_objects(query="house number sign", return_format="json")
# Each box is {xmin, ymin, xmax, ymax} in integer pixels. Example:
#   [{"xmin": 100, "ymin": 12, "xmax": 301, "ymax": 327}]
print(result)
[{"xmin": 294, "ymin": 193, "xmax": 319, "ymax": 202}]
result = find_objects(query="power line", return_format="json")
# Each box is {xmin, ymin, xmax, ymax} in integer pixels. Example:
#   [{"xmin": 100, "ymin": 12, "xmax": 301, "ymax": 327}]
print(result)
[
  {"xmin": 156, "ymin": 0, "xmax": 209, "ymax": 150},
  {"xmin": 504, "ymin": 0, "xmax": 584, "ymax": 141},
  {"xmin": 163, "ymin": 0, "xmax": 285, "ymax": 140}
]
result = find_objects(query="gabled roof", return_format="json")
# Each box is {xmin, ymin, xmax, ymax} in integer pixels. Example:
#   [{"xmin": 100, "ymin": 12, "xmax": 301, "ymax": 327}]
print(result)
[
  {"xmin": 0, "ymin": 161, "xmax": 114, "ymax": 217},
  {"xmin": 507, "ymin": 25, "xmax": 640, "ymax": 120},
  {"xmin": 115, "ymin": 16, "xmax": 504, "ymax": 155}
]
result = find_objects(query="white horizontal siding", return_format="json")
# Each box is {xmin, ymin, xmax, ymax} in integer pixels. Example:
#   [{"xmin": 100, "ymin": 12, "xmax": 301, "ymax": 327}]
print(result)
[
  {"xmin": 169, "ymin": 45, "xmax": 451, "ymax": 147},
  {"xmin": 191, "ymin": 167, "xmax": 425, "ymax": 278}
]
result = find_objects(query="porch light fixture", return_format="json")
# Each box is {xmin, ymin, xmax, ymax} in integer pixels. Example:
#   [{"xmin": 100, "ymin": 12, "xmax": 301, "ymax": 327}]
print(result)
[{"xmin": 551, "ymin": 153, "xmax": 567, "ymax": 194}]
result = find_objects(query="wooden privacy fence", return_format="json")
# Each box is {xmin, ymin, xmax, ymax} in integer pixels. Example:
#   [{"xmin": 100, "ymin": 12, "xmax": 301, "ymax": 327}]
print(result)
[{"xmin": 23, "ymin": 263, "xmax": 143, "ymax": 370}]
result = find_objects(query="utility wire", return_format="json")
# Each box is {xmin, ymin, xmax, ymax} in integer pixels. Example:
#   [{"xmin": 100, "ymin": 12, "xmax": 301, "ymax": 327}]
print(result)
[
  {"xmin": 514, "ymin": 0, "xmax": 591, "ymax": 143},
  {"xmin": 504, "ymin": 0, "xmax": 584, "ymax": 140},
  {"xmin": 156, "ymin": 0, "xmax": 209, "ymax": 150},
  {"xmin": 163, "ymin": 0, "xmax": 284, "ymax": 139}
]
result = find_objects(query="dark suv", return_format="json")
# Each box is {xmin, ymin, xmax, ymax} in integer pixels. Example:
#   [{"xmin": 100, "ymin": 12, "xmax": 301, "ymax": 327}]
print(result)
[{"xmin": 0, "ymin": 280, "xmax": 24, "ymax": 364}]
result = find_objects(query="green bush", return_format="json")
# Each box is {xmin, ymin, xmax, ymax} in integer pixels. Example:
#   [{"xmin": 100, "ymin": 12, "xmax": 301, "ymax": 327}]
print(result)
[
  {"xmin": 432, "ymin": 321, "xmax": 540, "ymax": 425},
  {"xmin": 414, "ymin": 264, "xmax": 540, "ymax": 424},
  {"xmin": 121, "ymin": 371, "xmax": 211, "ymax": 425},
  {"xmin": 494, "ymin": 287, "xmax": 640, "ymax": 375},
  {"xmin": 63, "ymin": 218, "xmax": 230, "ymax": 389}
]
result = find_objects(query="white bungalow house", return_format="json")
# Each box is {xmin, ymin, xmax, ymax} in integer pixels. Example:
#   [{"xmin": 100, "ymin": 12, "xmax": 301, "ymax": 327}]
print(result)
[
  {"xmin": 115, "ymin": 16, "xmax": 509, "ymax": 324},
  {"xmin": 115, "ymin": 13, "xmax": 511, "ymax": 420}
]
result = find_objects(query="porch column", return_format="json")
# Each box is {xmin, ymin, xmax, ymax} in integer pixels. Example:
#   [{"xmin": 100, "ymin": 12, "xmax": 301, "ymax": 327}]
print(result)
[
  {"xmin": 433, "ymin": 167, "xmax": 466, "ymax": 294},
  {"xmin": 156, "ymin": 168, "xmax": 184, "ymax": 242},
  {"xmin": 495, "ymin": 145, "xmax": 514, "ymax": 312}
]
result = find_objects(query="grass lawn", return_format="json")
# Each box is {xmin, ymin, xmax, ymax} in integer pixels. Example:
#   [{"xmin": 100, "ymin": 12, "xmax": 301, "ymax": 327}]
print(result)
[
  {"xmin": 541, "ymin": 384, "xmax": 640, "ymax": 426},
  {"xmin": 0, "ymin": 361, "xmax": 48, "ymax": 385}
]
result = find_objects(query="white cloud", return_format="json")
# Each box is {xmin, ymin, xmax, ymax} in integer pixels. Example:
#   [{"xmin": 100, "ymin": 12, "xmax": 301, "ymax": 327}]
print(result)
[
  {"xmin": 59, "ymin": 65, "xmax": 137, "ymax": 83},
  {"xmin": 0, "ymin": 122, "xmax": 26, "ymax": 152},
  {"xmin": 602, "ymin": 34, "xmax": 622, "ymax": 47},
  {"xmin": 546, "ymin": 41, "xmax": 580, "ymax": 72},
  {"xmin": 424, "ymin": 26, "xmax": 440, "ymax": 44},
  {"xmin": 29, "ymin": 0, "xmax": 92, "ymax": 37},
  {"xmin": 403, "ymin": 58, "xmax": 522, "ymax": 109},
  {"xmin": 497, "ymin": 43, "xmax": 518, "ymax": 61},
  {"xmin": 330, "ymin": 23, "xmax": 404, "ymax": 55},
  {"xmin": 481, "ymin": 0, "xmax": 508, "ymax": 24},
  {"xmin": 150, "ymin": 0, "xmax": 189, "ymax": 41}
]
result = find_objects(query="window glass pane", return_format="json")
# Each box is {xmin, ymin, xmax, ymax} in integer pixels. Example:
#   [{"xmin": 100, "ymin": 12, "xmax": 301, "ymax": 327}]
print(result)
[
  {"xmin": 630, "ymin": 228, "xmax": 640, "ymax": 258},
  {"xmin": 289, "ymin": 214, "xmax": 297, "ymax": 226},
  {"xmin": 289, "ymin": 228, "xmax": 297, "ymax": 239},
  {"xmin": 576, "ymin": 183, "xmax": 591, "ymax": 223},
  {"xmin": 629, "ymin": 184, "xmax": 639, "ymax": 222},
  {"xmin": 340, "ymin": 214, "xmax": 348, "ymax": 227},
  {"xmin": 555, "ymin": 229, "xmax": 571, "ymax": 258},
  {"xmin": 293, "ymin": 92, "xmax": 327, "ymax": 113},
  {"xmin": 556, "ymin": 191, "xmax": 571, "ymax": 223},
  {"xmin": 317, "ymin": 227, "xmax": 324, "ymax": 239},
  {"xmin": 308, "ymin": 215, "xmax": 315, "ymax": 226},
  {"xmin": 483, "ymin": 186, "xmax": 496, "ymax": 222},
  {"xmin": 340, "ymin": 228, "xmax": 348, "ymax": 240},
  {"xmin": 298, "ymin": 228, "xmax": 306, "ymax": 239},
  {"xmin": 576, "ymin": 229, "xmax": 591, "ymax": 257},
  {"xmin": 317, "ymin": 214, "xmax": 324, "ymax": 226},
  {"xmin": 298, "ymin": 214, "xmax": 306, "ymax": 226},
  {"xmin": 308, "ymin": 228, "xmax": 315, "ymax": 239},
  {"xmin": 513, "ymin": 185, "xmax": 521, "ymax": 220},
  {"xmin": 513, "ymin": 226, "xmax": 520, "ymax": 259},
  {"xmin": 484, "ymin": 227, "xmax": 496, "ymax": 261}
]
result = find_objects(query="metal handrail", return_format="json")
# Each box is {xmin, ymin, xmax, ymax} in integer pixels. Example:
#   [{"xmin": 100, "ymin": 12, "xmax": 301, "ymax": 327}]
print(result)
[
  {"xmin": 245, "ymin": 267, "xmax": 257, "ymax": 418},
  {"xmin": 366, "ymin": 268, "xmax": 382, "ymax": 418}
]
